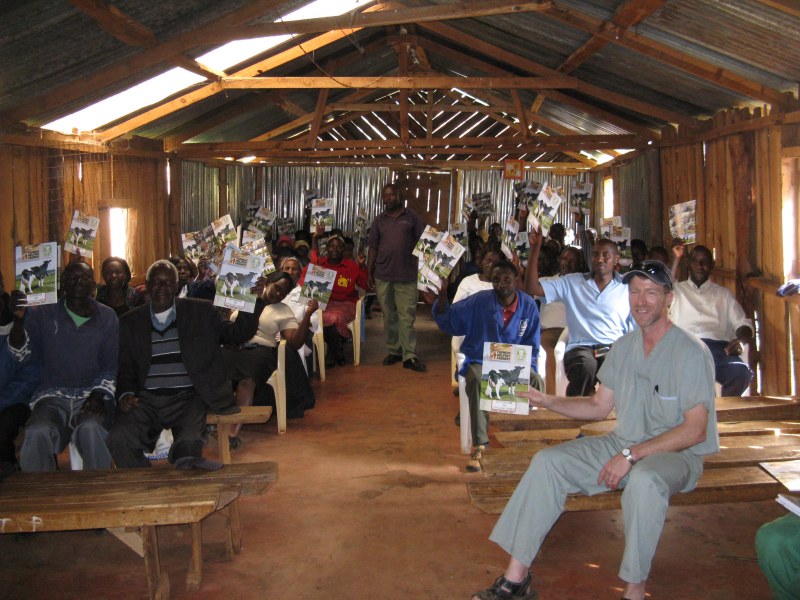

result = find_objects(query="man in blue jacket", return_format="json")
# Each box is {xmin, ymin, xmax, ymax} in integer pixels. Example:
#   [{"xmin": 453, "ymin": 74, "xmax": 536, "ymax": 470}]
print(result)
[
  {"xmin": 0, "ymin": 273, "xmax": 40, "ymax": 476},
  {"xmin": 430, "ymin": 260, "xmax": 541, "ymax": 472}
]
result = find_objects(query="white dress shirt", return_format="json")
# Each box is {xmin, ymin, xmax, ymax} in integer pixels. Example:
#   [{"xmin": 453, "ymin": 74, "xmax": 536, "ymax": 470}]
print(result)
[{"xmin": 670, "ymin": 278, "xmax": 753, "ymax": 341}]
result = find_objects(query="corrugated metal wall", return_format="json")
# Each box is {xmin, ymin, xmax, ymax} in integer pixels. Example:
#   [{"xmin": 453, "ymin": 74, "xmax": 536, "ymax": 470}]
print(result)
[
  {"xmin": 458, "ymin": 169, "xmax": 594, "ymax": 234},
  {"xmin": 181, "ymin": 161, "xmax": 598, "ymax": 240},
  {"xmin": 181, "ymin": 160, "xmax": 219, "ymax": 233},
  {"xmin": 258, "ymin": 165, "xmax": 391, "ymax": 233},
  {"xmin": 614, "ymin": 152, "xmax": 658, "ymax": 245}
]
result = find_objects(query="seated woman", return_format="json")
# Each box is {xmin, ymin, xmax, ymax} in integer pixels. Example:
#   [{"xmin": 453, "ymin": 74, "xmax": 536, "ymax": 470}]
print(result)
[
  {"xmin": 169, "ymin": 255, "xmax": 216, "ymax": 301},
  {"xmin": 279, "ymin": 256, "xmax": 319, "ymax": 373},
  {"xmin": 223, "ymin": 271, "xmax": 317, "ymax": 448},
  {"xmin": 306, "ymin": 230, "xmax": 368, "ymax": 368},
  {"xmin": 94, "ymin": 257, "xmax": 140, "ymax": 317}
]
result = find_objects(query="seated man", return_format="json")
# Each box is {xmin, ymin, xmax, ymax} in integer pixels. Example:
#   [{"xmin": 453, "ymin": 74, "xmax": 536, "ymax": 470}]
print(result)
[
  {"xmin": 474, "ymin": 260, "xmax": 718, "ymax": 600},
  {"xmin": 670, "ymin": 242, "xmax": 753, "ymax": 396},
  {"xmin": 0, "ymin": 273, "xmax": 40, "ymax": 476},
  {"xmin": 9, "ymin": 261, "xmax": 118, "ymax": 471},
  {"xmin": 526, "ymin": 229, "xmax": 634, "ymax": 396},
  {"xmin": 429, "ymin": 260, "xmax": 542, "ymax": 472},
  {"xmin": 108, "ymin": 259, "xmax": 265, "ymax": 470},
  {"xmin": 538, "ymin": 246, "xmax": 584, "ymax": 394}
]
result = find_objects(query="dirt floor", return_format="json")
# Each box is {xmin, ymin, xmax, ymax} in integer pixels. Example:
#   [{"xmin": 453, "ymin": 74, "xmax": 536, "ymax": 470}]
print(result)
[{"xmin": 0, "ymin": 306, "xmax": 784, "ymax": 599}]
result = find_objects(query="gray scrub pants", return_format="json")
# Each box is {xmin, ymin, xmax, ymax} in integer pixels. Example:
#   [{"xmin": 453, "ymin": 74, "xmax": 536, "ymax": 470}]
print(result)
[{"xmin": 489, "ymin": 434, "xmax": 704, "ymax": 583}]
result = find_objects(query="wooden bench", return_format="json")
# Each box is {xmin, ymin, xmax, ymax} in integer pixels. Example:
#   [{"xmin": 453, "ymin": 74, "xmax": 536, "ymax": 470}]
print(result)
[
  {"xmin": 467, "ymin": 465, "xmax": 781, "ymax": 514},
  {"xmin": 0, "ymin": 462, "xmax": 278, "ymax": 600},
  {"xmin": 489, "ymin": 396, "xmax": 800, "ymax": 432},
  {"xmin": 480, "ymin": 434, "xmax": 800, "ymax": 479},
  {"xmin": 580, "ymin": 419, "xmax": 800, "ymax": 438},
  {"xmin": 206, "ymin": 405, "xmax": 273, "ymax": 464}
]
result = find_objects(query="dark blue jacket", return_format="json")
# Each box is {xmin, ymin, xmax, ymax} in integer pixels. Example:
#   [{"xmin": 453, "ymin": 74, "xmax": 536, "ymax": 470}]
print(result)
[{"xmin": 433, "ymin": 289, "xmax": 541, "ymax": 376}]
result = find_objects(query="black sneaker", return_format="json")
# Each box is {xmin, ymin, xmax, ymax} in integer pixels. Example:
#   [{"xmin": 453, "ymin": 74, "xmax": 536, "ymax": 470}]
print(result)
[
  {"xmin": 402, "ymin": 357, "xmax": 426, "ymax": 372},
  {"xmin": 382, "ymin": 354, "xmax": 403, "ymax": 366},
  {"xmin": 474, "ymin": 573, "xmax": 537, "ymax": 600}
]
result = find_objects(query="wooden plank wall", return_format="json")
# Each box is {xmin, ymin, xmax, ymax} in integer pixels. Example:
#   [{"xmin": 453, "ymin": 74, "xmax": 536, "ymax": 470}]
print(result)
[
  {"xmin": 0, "ymin": 146, "xmax": 169, "ymax": 286},
  {"xmin": 660, "ymin": 109, "xmax": 798, "ymax": 395}
]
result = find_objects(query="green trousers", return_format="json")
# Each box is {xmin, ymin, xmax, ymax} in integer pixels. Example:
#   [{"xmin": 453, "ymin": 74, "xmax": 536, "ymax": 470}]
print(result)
[
  {"xmin": 756, "ymin": 513, "xmax": 800, "ymax": 599},
  {"xmin": 374, "ymin": 279, "xmax": 419, "ymax": 361}
]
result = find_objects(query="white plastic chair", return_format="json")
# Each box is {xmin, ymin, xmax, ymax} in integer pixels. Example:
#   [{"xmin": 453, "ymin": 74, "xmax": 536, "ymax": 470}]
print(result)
[
  {"xmin": 311, "ymin": 308, "xmax": 326, "ymax": 381},
  {"xmin": 456, "ymin": 353, "xmax": 472, "ymax": 455},
  {"xmin": 346, "ymin": 297, "xmax": 365, "ymax": 366},
  {"xmin": 553, "ymin": 327, "xmax": 569, "ymax": 397},
  {"xmin": 267, "ymin": 340, "xmax": 288, "ymax": 434}
]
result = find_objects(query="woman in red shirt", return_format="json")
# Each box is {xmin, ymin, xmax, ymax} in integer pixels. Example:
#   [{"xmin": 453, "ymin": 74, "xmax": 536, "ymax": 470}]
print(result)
[{"xmin": 306, "ymin": 232, "xmax": 369, "ymax": 368}]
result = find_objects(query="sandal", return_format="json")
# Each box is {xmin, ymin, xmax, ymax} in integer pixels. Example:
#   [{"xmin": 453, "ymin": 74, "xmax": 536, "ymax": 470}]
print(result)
[{"xmin": 473, "ymin": 573, "xmax": 537, "ymax": 600}]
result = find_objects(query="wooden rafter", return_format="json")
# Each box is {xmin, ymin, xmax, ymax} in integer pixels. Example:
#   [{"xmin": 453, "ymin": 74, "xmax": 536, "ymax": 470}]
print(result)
[
  {"xmin": 175, "ymin": 133, "xmax": 646, "ymax": 155},
  {"xmin": 542, "ymin": 1, "xmax": 791, "ymax": 108},
  {"xmin": 415, "ymin": 33, "xmax": 664, "ymax": 137},
  {"xmin": 67, "ymin": 0, "xmax": 159, "ymax": 47},
  {"xmin": 307, "ymin": 89, "xmax": 330, "ymax": 147},
  {"xmin": 752, "ymin": 0, "xmax": 800, "ymax": 19},
  {"xmin": 220, "ymin": 75, "xmax": 579, "ymax": 90},
  {"xmin": 419, "ymin": 21, "xmax": 694, "ymax": 127},
  {"xmin": 2, "ymin": 0, "xmax": 289, "ymax": 125},
  {"xmin": 68, "ymin": 0, "xmax": 226, "ymax": 81},
  {"xmin": 96, "ymin": 28, "xmax": 363, "ymax": 141},
  {"xmin": 557, "ymin": 0, "xmax": 668, "ymax": 73},
  {"xmin": 208, "ymin": 0, "xmax": 554, "ymax": 42}
]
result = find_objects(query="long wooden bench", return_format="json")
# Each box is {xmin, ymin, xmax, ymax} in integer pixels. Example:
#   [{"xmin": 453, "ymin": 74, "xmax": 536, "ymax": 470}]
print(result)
[
  {"xmin": 489, "ymin": 396, "xmax": 800, "ymax": 432},
  {"xmin": 0, "ymin": 462, "xmax": 278, "ymax": 600},
  {"xmin": 467, "ymin": 465, "xmax": 781, "ymax": 514},
  {"xmin": 480, "ymin": 434, "xmax": 800, "ymax": 479}
]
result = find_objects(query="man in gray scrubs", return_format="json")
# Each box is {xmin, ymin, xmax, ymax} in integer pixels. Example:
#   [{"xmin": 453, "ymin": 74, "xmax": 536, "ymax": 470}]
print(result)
[{"xmin": 472, "ymin": 260, "xmax": 719, "ymax": 600}]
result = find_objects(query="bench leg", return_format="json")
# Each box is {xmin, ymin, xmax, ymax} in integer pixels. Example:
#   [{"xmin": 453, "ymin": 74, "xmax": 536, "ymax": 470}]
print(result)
[
  {"xmin": 228, "ymin": 499, "xmax": 243, "ymax": 554},
  {"xmin": 186, "ymin": 521, "xmax": 203, "ymax": 592},
  {"xmin": 142, "ymin": 525, "xmax": 170, "ymax": 600},
  {"xmin": 216, "ymin": 423, "xmax": 232, "ymax": 464}
]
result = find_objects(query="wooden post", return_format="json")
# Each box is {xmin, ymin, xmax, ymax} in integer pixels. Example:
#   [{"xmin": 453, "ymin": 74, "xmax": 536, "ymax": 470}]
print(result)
[
  {"xmin": 218, "ymin": 165, "xmax": 228, "ymax": 217},
  {"xmin": 168, "ymin": 157, "xmax": 182, "ymax": 256}
]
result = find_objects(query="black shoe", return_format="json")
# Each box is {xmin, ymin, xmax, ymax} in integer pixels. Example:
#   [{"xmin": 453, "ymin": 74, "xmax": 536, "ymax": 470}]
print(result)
[
  {"xmin": 382, "ymin": 354, "xmax": 403, "ymax": 366},
  {"xmin": 403, "ymin": 357, "xmax": 426, "ymax": 372}
]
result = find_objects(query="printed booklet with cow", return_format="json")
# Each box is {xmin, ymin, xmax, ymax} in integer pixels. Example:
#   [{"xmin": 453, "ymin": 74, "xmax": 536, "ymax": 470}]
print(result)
[
  {"xmin": 213, "ymin": 246, "xmax": 264, "ymax": 313},
  {"xmin": 301, "ymin": 264, "xmax": 337, "ymax": 309},
  {"xmin": 15, "ymin": 242, "xmax": 58, "ymax": 306},
  {"xmin": 310, "ymin": 198, "xmax": 335, "ymax": 232},
  {"xmin": 64, "ymin": 210, "xmax": 100, "ymax": 258},
  {"xmin": 479, "ymin": 342, "xmax": 533, "ymax": 415}
]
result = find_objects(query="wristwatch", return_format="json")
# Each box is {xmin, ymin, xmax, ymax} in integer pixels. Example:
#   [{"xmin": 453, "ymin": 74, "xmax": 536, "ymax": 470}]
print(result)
[{"xmin": 621, "ymin": 448, "xmax": 636, "ymax": 465}]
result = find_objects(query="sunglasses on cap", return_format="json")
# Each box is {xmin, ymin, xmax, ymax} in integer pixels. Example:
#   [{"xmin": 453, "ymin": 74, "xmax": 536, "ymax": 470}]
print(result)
[{"xmin": 622, "ymin": 259, "xmax": 674, "ymax": 290}]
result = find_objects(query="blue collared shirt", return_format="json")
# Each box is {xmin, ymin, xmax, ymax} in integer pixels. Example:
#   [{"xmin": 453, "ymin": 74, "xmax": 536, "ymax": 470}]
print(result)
[{"xmin": 540, "ymin": 272, "xmax": 635, "ymax": 350}]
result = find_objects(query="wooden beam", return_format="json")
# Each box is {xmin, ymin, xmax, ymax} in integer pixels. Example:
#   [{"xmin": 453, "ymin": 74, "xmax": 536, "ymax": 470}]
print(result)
[
  {"xmin": 215, "ymin": 0, "xmax": 553, "ymax": 41},
  {"xmin": 543, "ymin": 1, "xmax": 790, "ymax": 108},
  {"xmin": 416, "ymin": 34, "xmax": 663, "ymax": 137},
  {"xmin": 418, "ymin": 20, "xmax": 694, "ymax": 126},
  {"xmin": 220, "ymin": 75, "xmax": 579, "ymax": 90},
  {"xmin": 510, "ymin": 91, "xmax": 530, "ymax": 139},
  {"xmin": 2, "ymin": 0, "xmax": 289, "ymax": 125},
  {"xmin": 175, "ymin": 133, "xmax": 646, "ymax": 155},
  {"xmin": 753, "ymin": 0, "xmax": 800, "ymax": 19},
  {"xmin": 96, "ymin": 28, "xmax": 360, "ymax": 141},
  {"xmin": 307, "ymin": 89, "xmax": 330, "ymax": 147},
  {"xmin": 67, "ymin": 0, "xmax": 159, "ymax": 48},
  {"xmin": 230, "ymin": 157, "xmax": 590, "ymax": 172}
]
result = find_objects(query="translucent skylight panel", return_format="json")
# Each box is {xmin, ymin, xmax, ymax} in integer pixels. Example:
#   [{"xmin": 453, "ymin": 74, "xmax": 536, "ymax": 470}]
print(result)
[{"xmin": 43, "ymin": 0, "xmax": 367, "ymax": 134}]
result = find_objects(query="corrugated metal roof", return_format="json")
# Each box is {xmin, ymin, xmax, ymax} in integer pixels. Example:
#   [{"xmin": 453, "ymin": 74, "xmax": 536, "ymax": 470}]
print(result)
[{"xmin": 2, "ymin": 0, "xmax": 798, "ymax": 166}]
